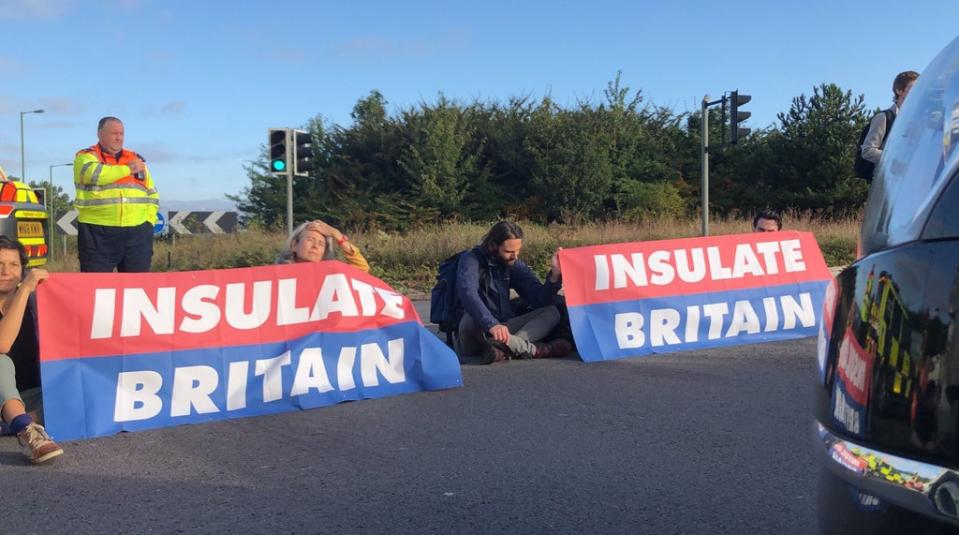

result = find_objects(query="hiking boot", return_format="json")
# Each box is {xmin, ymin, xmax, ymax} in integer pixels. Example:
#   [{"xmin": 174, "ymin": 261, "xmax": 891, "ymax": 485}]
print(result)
[
  {"xmin": 485, "ymin": 344, "xmax": 509, "ymax": 363},
  {"xmin": 534, "ymin": 339, "xmax": 573, "ymax": 359},
  {"xmin": 18, "ymin": 423, "xmax": 64, "ymax": 464}
]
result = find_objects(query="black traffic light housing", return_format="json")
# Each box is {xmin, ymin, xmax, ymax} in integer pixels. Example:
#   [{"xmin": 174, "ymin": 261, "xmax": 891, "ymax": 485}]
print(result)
[
  {"xmin": 268, "ymin": 128, "xmax": 290, "ymax": 174},
  {"xmin": 729, "ymin": 90, "xmax": 752, "ymax": 144},
  {"xmin": 293, "ymin": 130, "xmax": 313, "ymax": 177}
]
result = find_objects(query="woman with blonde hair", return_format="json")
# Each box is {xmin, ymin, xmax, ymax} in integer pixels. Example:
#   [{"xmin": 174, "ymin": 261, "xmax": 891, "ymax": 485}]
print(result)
[{"xmin": 276, "ymin": 219, "xmax": 369, "ymax": 272}]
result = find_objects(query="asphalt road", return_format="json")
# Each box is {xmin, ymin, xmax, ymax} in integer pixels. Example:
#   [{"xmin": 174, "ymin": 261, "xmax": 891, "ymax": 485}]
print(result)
[{"xmin": 0, "ymin": 302, "xmax": 819, "ymax": 534}]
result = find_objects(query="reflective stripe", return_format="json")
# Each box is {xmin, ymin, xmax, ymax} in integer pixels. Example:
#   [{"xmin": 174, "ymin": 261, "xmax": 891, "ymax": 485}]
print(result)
[
  {"xmin": 78, "ymin": 162, "xmax": 104, "ymax": 184},
  {"xmin": 75, "ymin": 197, "xmax": 160, "ymax": 207},
  {"xmin": 90, "ymin": 163, "xmax": 103, "ymax": 184},
  {"xmin": 75, "ymin": 183, "xmax": 156, "ymax": 195}
]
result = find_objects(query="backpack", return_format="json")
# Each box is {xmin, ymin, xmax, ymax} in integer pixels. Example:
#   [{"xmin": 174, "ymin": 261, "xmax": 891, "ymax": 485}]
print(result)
[
  {"xmin": 430, "ymin": 251, "xmax": 467, "ymax": 346},
  {"xmin": 854, "ymin": 109, "xmax": 895, "ymax": 180},
  {"xmin": 430, "ymin": 249, "xmax": 488, "ymax": 347}
]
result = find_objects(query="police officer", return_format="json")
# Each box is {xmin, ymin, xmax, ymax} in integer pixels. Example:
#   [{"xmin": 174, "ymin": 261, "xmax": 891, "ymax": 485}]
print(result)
[{"xmin": 73, "ymin": 117, "xmax": 160, "ymax": 272}]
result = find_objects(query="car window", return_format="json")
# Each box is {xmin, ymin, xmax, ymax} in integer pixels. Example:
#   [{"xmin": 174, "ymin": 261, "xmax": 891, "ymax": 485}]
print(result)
[
  {"xmin": 862, "ymin": 36, "xmax": 959, "ymax": 254},
  {"xmin": 922, "ymin": 173, "xmax": 959, "ymax": 239}
]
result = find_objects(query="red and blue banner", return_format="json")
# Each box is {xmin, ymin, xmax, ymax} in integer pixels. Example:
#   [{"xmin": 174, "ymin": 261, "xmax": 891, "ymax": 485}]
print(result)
[
  {"xmin": 37, "ymin": 261, "xmax": 463, "ymax": 441},
  {"xmin": 559, "ymin": 232, "xmax": 833, "ymax": 362}
]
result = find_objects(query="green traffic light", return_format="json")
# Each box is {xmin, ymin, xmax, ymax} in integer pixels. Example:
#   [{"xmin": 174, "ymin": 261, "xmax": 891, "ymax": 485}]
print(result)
[{"xmin": 272, "ymin": 159, "xmax": 286, "ymax": 172}]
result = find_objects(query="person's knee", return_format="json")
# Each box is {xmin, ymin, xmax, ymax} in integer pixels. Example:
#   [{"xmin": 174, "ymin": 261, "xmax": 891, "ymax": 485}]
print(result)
[{"xmin": 541, "ymin": 305, "xmax": 560, "ymax": 327}]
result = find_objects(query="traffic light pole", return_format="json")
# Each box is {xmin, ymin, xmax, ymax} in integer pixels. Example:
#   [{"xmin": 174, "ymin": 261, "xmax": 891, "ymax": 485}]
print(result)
[
  {"xmin": 285, "ymin": 139, "xmax": 293, "ymax": 235},
  {"xmin": 701, "ymin": 95, "xmax": 709, "ymax": 237},
  {"xmin": 700, "ymin": 94, "xmax": 725, "ymax": 236}
]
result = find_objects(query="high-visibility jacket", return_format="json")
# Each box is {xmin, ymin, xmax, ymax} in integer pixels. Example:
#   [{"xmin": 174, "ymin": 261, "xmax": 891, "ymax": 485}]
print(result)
[{"xmin": 73, "ymin": 144, "xmax": 159, "ymax": 227}]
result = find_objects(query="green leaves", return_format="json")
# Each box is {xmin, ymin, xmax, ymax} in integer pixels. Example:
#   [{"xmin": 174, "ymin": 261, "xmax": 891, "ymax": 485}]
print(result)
[{"xmin": 234, "ymin": 79, "xmax": 875, "ymax": 230}]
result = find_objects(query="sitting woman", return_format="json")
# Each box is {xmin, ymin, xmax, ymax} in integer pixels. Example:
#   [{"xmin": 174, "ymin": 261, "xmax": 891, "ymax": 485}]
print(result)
[
  {"xmin": 277, "ymin": 220, "xmax": 369, "ymax": 272},
  {"xmin": 0, "ymin": 236, "xmax": 63, "ymax": 464}
]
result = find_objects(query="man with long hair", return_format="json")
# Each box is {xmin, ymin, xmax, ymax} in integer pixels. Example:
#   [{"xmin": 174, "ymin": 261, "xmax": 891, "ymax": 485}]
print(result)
[{"xmin": 454, "ymin": 221, "xmax": 572, "ymax": 364}]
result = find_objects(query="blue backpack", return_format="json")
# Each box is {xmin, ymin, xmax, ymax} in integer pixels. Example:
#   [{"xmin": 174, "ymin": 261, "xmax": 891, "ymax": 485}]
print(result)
[
  {"xmin": 430, "ymin": 251, "xmax": 466, "ymax": 346},
  {"xmin": 430, "ymin": 249, "xmax": 488, "ymax": 346}
]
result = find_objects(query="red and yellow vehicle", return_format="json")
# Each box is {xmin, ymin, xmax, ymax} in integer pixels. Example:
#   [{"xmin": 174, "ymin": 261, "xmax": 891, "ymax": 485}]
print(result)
[{"xmin": 0, "ymin": 166, "xmax": 48, "ymax": 266}]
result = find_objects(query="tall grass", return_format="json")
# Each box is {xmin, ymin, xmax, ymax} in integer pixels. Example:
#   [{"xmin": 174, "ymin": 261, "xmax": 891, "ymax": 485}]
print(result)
[{"xmin": 45, "ymin": 215, "xmax": 858, "ymax": 295}]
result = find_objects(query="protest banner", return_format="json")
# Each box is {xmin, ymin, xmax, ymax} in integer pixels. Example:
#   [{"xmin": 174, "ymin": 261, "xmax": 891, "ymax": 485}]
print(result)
[
  {"xmin": 559, "ymin": 231, "xmax": 833, "ymax": 362},
  {"xmin": 37, "ymin": 261, "xmax": 463, "ymax": 440}
]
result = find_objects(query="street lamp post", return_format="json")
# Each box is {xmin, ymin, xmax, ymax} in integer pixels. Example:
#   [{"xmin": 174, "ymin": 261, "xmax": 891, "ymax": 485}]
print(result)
[
  {"xmin": 48, "ymin": 162, "xmax": 72, "ymax": 261},
  {"xmin": 19, "ymin": 109, "xmax": 45, "ymax": 182}
]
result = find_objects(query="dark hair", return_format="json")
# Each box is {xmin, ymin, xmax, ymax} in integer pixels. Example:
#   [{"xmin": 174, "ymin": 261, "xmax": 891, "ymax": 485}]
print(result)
[
  {"xmin": 481, "ymin": 221, "xmax": 524, "ymax": 253},
  {"xmin": 892, "ymin": 71, "xmax": 919, "ymax": 103},
  {"xmin": 0, "ymin": 235, "xmax": 28, "ymax": 272},
  {"xmin": 97, "ymin": 116, "xmax": 122, "ymax": 131},
  {"xmin": 753, "ymin": 210, "xmax": 783, "ymax": 230}
]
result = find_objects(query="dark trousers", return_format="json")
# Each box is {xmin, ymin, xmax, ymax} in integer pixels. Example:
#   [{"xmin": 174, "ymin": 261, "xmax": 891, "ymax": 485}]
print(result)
[{"xmin": 78, "ymin": 221, "xmax": 154, "ymax": 273}]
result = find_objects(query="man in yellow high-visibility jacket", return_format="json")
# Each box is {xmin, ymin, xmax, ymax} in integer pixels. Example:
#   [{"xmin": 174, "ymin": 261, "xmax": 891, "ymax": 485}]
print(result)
[{"xmin": 73, "ymin": 117, "xmax": 159, "ymax": 272}]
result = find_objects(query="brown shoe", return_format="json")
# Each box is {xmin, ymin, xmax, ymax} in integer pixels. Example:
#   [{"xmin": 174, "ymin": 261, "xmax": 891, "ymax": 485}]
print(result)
[
  {"xmin": 534, "ymin": 339, "xmax": 573, "ymax": 359},
  {"xmin": 18, "ymin": 423, "xmax": 64, "ymax": 464}
]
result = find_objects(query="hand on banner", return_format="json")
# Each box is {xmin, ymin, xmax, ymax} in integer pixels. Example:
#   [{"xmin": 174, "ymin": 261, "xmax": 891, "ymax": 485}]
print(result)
[
  {"xmin": 549, "ymin": 248, "xmax": 563, "ymax": 283},
  {"xmin": 21, "ymin": 268, "xmax": 49, "ymax": 293},
  {"xmin": 489, "ymin": 324, "xmax": 510, "ymax": 343}
]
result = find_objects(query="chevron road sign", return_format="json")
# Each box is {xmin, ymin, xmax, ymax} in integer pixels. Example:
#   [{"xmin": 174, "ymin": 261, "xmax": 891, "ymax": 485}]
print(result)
[
  {"xmin": 55, "ymin": 210, "xmax": 238, "ymax": 236},
  {"xmin": 57, "ymin": 210, "xmax": 79, "ymax": 236},
  {"xmin": 168, "ymin": 211, "xmax": 238, "ymax": 234}
]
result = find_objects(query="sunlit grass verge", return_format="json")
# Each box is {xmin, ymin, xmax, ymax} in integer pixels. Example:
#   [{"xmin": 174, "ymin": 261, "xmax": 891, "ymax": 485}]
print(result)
[{"xmin": 46, "ymin": 215, "xmax": 857, "ymax": 295}]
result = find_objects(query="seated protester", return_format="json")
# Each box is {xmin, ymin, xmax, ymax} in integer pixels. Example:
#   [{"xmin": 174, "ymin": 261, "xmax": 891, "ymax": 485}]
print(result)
[
  {"xmin": 0, "ymin": 236, "xmax": 63, "ymax": 464},
  {"xmin": 753, "ymin": 209, "xmax": 783, "ymax": 233},
  {"xmin": 455, "ymin": 221, "xmax": 572, "ymax": 364},
  {"xmin": 276, "ymin": 220, "xmax": 369, "ymax": 272}
]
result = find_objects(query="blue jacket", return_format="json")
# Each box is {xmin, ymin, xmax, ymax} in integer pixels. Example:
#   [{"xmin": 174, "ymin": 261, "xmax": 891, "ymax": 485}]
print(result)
[{"xmin": 455, "ymin": 246, "xmax": 561, "ymax": 331}]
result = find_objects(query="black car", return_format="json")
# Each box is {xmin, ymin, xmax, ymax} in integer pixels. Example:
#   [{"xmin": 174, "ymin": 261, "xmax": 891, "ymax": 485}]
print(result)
[{"xmin": 816, "ymin": 36, "xmax": 959, "ymax": 533}]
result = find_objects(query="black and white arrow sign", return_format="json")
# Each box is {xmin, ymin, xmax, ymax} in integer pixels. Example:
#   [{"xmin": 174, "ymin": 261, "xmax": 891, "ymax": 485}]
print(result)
[
  {"xmin": 57, "ymin": 210, "xmax": 79, "ymax": 236},
  {"xmin": 168, "ymin": 211, "xmax": 238, "ymax": 234}
]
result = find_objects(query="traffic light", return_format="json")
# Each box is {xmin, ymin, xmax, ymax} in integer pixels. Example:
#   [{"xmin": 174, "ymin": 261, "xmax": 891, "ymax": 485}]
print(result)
[
  {"xmin": 729, "ymin": 90, "xmax": 752, "ymax": 144},
  {"xmin": 293, "ymin": 130, "xmax": 314, "ymax": 177},
  {"xmin": 268, "ymin": 128, "xmax": 290, "ymax": 174}
]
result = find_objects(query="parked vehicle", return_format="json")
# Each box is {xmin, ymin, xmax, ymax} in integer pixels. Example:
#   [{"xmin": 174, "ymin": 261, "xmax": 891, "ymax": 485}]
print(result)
[
  {"xmin": 816, "ymin": 35, "xmax": 959, "ymax": 533},
  {"xmin": 0, "ymin": 166, "xmax": 48, "ymax": 267}
]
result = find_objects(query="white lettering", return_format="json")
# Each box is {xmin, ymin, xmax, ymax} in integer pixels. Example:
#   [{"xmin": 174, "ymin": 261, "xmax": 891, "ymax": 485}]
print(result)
[
  {"xmin": 782, "ymin": 293, "xmax": 816, "ymax": 329},
  {"xmin": 726, "ymin": 300, "xmax": 761, "ymax": 337},
  {"xmin": 706, "ymin": 247, "xmax": 732, "ymax": 280},
  {"xmin": 114, "ymin": 370, "xmax": 163, "ymax": 422},
  {"xmin": 754, "ymin": 242, "xmax": 782, "ymax": 275},
  {"xmin": 647, "ymin": 250, "xmax": 675, "ymax": 286},
  {"xmin": 226, "ymin": 361, "xmax": 249, "ymax": 411},
  {"xmin": 121, "ymin": 287, "xmax": 175, "ymax": 337},
  {"xmin": 276, "ymin": 278, "xmax": 309, "ymax": 325},
  {"xmin": 594, "ymin": 254, "xmax": 610, "ymax": 291},
  {"xmin": 674, "ymin": 248, "xmax": 706, "ymax": 283},
  {"xmin": 225, "ymin": 281, "xmax": 272, "ymax": 329},
  {"xmin": 255, "ymin": 352, "xmax": 292, "ymax": 403},
  {"xmin": 615, "ymin": 312, "xmax": 645, "ymax": 348},
  {"xmin": 780, "ymin": 239, "xmax": 806, "ymax": 272},
  {"xmin": 170, "ymin": 365, "xmax": 220, "ymax": 417},
  {"xmin": 612, "ymin": 253, "xmax": 647, "ymax": 289},
  {"xmin": 702, "ymin": 303, "xmax": 729, "ymax": 339},
  {"xmin": 731, "ymin": 244, "xmax": 764, "ymax": 278},
  {"xmin": 180, "ymin": 284, "xmax": 221, "ymax": 333},
  {"xmin": 291, "ymin": 348, "xmax": 335, "ymax": 395},
  {"xmin": 360, "ymin": 338, "xmax": 406, "ymax": 386},
  {"xmin": 650, "ymin": 308, "xmax": 681, "ymax": 347},
  {"xmin": 91, "ymin": 288, "xmax": 116, "ymax": 340}
]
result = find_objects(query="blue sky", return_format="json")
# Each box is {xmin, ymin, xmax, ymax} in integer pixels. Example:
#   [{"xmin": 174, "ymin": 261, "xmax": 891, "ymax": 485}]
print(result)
[{"xmin": 1, "ymin": 0, "xmax": 956, "ymax": 205}]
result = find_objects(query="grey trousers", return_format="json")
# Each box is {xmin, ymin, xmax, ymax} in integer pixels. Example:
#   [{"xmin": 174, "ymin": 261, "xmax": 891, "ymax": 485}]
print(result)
[
  {"xmin": 456, "ymin": 305, "xmax": 560, "ymax": 362},
  {"xmin": 0, "ymin": 355, "xmax": 43, "ymax": 425}
]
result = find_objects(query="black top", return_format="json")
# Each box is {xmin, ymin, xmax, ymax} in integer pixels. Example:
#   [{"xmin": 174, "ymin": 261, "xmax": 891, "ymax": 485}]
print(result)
[{"xmin": 5, "ymin": 298, "xmax": 40, "ymax": 391}]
